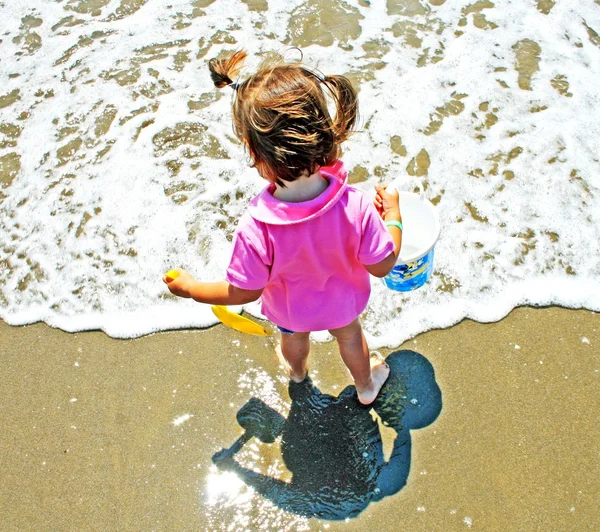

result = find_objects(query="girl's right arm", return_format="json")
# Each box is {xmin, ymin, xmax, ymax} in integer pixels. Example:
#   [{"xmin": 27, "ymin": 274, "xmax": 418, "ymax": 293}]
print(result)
[
  {"xmin": 163, "ymin": 270, "xmax": 263, "ymax": 305},
  {"xmin": 364, "ymin": 185, "xmax": 402, "ymax": 278}
]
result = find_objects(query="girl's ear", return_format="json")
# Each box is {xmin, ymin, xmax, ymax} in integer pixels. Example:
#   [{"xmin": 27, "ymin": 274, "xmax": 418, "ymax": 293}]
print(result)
[{"xmin": 253, "ymin": 160, "xmax": 269, "ymax": 181}]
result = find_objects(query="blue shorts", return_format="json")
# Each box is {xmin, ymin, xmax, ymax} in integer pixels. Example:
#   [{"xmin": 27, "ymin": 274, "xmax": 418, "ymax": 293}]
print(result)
[{"xmin": 277, "ymin": 325, "xmax": 295, "ymax": 335}]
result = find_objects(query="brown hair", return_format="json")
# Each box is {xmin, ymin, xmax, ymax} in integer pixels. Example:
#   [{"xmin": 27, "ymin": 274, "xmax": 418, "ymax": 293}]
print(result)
[{"xmin": 208, "ymin": 50, "xmax": 358, "ymax": 186}]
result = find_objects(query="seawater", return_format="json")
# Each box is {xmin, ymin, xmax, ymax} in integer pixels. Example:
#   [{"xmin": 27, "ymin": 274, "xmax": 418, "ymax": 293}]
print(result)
[{"xmin": 1, "ymin": 0, "xmax": 599, "ymax": 347}]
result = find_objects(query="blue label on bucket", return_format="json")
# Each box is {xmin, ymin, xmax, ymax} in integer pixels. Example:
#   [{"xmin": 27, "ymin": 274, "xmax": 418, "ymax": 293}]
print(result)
[{"xmin": 384, "ymin": 249, "xmax": 435, "ymax": 292}]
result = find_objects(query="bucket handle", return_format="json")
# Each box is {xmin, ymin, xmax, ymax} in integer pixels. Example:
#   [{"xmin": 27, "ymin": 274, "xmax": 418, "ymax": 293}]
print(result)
[
  {"xmin": 386, "ymin": 182, "xmax": 427, "ymax": 202},
  {"xmin": 417, "ymin": 181, "xmax": 425, "ymax": 202}
]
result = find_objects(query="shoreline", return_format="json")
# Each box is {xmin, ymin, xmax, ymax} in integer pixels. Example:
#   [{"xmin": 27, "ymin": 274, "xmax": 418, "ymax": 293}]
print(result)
[
  {"xmin": 1, "ymin": 305, "xmax": 599, "ymax": 530},
  {"xmin": 2, "ymin": 300, "xmax": 597, "ymax": 345}
]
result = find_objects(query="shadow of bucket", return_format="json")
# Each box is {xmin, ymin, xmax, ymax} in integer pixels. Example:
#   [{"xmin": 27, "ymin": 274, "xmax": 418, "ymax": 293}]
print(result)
[{"xmin": 383, "ymin": 191, "xmax": 440, "ymax": 292}]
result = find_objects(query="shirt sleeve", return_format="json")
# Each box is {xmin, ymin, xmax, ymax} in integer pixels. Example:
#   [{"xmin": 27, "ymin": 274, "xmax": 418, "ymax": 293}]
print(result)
[
  {"xmin": 358, "ymin": 199, "xmax": 396, "ymax": 265},
  {"xmin": 225, "ymin": 217, "xmax": 271, "ymax": 290}
]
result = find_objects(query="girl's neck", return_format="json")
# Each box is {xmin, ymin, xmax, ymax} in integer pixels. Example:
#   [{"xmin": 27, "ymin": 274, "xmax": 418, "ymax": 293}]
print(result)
[{"xmin": 272, "ymin": 170, "xmax": 329, "ymax": 203}]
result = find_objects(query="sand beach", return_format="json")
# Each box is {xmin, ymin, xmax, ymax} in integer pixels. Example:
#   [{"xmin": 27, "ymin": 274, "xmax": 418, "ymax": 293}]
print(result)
[{"xmin": 1, "ymin": 306, "xmax": 598, "ymax": 531}]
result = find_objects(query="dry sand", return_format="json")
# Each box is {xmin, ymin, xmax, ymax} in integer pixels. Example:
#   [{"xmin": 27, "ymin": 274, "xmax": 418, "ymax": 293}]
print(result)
[{"xmin": 1, "ymin": 306, "xmax": 598, "ymax": 531}]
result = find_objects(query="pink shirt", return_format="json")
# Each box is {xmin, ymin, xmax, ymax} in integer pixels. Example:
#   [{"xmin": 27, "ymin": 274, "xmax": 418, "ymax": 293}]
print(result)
[{"xmin": 225, "ymin": 161, "xmax": 395, "ymax": 332}]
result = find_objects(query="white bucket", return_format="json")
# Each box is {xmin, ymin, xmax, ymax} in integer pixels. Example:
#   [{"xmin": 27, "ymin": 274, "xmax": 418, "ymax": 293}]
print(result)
[{"xmin": 383, "ymin": 191, "xmax": 441, "ymax": 292}]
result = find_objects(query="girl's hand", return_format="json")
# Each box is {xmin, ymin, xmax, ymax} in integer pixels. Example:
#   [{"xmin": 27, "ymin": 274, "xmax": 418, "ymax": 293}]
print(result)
[
  {"xmin": 374, "ymin": 184, "xmax": 401, "ymax": 221},
  {"xmin": 163, "ymin": 269, "xmax": 196, "ymax": 299}
]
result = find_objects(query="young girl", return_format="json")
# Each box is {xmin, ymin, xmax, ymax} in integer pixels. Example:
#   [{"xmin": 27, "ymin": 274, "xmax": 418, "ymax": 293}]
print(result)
[{"xmin": 164, "ymin": 50, "xmax": 402, "ymax": 405}]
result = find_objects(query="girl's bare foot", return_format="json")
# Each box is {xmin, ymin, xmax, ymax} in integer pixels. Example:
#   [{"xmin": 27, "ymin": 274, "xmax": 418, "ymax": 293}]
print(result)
[
  {"xmin": 356, "ymin": 361, "xmax": 390, "ymax": 405},
  {"xmin": 275, "ymin": 344, "xmax": 308, "ymax": 383}
]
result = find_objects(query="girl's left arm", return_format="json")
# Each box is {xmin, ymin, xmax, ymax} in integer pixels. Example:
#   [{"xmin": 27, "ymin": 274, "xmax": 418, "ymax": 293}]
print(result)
[{"xmin": 163, "ymin": 269, "xmax": 263, "ymax": 305}]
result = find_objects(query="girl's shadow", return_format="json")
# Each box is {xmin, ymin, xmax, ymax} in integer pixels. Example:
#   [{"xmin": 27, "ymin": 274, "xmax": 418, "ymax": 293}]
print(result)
[{"xmin": 212, "ymin": 350, "xmax": 442, "ymax": 520}]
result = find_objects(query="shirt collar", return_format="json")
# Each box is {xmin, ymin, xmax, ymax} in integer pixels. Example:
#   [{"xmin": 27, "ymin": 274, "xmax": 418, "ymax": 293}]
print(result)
[{"xmin": 248, "ymin": 160, "xmax": 348, "ymax": 225}]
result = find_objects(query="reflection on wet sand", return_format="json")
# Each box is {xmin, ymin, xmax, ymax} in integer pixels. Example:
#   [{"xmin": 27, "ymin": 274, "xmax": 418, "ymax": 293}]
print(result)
[{"xmin": 212, "ymin": 350, "xmax": 442, "ymax": 520}]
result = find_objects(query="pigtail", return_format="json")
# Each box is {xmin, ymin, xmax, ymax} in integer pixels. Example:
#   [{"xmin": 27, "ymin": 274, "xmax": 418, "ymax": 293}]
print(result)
[
  {"xmin": 322, "ymin": 75, "xmax": 359, "ymax": 143},
  {"xmin": 208, "ymin": 50, "xmax": 247, "ymax": 88}
]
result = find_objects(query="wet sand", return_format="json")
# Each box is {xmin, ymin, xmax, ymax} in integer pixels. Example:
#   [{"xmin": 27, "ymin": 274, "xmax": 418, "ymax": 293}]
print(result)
[{"xmin": 1, "ymin": 306, "xmax": 599, "ymax": 531}]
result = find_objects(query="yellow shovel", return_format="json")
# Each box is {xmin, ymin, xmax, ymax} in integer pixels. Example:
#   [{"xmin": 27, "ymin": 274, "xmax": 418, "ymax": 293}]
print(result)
[{"xmin": 211, "ymin": 305, "xmax": 271, "ymax": 336}]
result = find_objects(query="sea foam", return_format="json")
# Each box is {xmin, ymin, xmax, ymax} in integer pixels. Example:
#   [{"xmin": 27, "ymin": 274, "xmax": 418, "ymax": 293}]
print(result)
[{"xmin": 1, "ymin": 0, "xmax": 599, "ymax": 347}]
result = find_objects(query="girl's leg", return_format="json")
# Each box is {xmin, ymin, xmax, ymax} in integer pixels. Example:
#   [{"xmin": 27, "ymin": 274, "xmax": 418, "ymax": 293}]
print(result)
[
  {"xmin": 277, "ymin": 332, "xmax": 310, "ymax": 383},
  {"xmin": 329, "ymin": 318, "xmax": 390, "ymax": 405}
]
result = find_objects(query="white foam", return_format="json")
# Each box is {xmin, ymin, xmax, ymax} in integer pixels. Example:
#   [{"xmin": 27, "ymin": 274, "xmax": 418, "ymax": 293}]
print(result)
[{"xmin": 1, "ymin": 0, "xmax": 599, "ymax": 348}]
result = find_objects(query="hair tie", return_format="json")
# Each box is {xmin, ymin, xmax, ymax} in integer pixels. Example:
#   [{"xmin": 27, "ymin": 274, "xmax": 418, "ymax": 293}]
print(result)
[{"xmin": 289, "ymin": 46, "xmax": 303, "ymax": 62}]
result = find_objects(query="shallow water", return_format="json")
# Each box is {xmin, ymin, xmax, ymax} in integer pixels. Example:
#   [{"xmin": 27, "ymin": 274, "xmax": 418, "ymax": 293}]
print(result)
[{"xmin": 1, "ymin": 0, "xmax": 600, "ymax": 346}]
